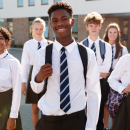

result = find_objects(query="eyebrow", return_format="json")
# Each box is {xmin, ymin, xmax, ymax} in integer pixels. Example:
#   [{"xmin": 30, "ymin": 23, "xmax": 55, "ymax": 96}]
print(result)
[
  {"xmin": 51, "ymin": 16, "xmax": 68, "ymax": 20},
  {"xmin": 0, "ymin": 36, "xmax": 4, "ymax": 38}
]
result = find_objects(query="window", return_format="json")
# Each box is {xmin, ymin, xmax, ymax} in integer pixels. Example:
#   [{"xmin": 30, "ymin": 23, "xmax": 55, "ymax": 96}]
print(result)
[
  {"xmin": 41, "ymin": 17, "xmax": 49, "ymax": 38},
  {"xmin": 7, "ymin": 19, "xmax": 13, "ymax": 35},
  {"xmin": 0, "ymin": 0, "xmax": 3, "ymax": 9},
  {"xmin": 18, "ymin": 0, "xmax": 23, "ymax": 7},
  {"xmin": 29, "ymin": 0, "xmax": 35, "ymax": 6},
  {"xmin": 123, "ymin": 19, "xmax": 129, "ymax": 39},
  {"xmin": 29, "ymin": 17, "xmax": 35, "ymax": 38},
  {"xmin": 54, "ymin": 0, "xmax": 61, "ymax": 2},
  {"xmin": 53, "ymin": 32, "xmax": 56, "ymax": 39},
  {"xmin": 72, "ymin": 15, "xmax": 78, "ymax": 40},
  {"xmin": 41, "ymin": 0, "xmax": 48, "ymax": 4},
  {"xmin": 0, "ymin": 19, "xmax": 4, "ymax": 27}
]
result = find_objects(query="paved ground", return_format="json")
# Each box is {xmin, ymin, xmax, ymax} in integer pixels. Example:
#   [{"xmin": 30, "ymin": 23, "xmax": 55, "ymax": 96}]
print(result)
[{"xmin": 9, "ymin": 48, "xmax": 112, "ymax": 130}]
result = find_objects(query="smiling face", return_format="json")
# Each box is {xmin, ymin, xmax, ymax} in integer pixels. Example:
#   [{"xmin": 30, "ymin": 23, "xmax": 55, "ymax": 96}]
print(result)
[
  {"xmin": 86, "ymin": 23, "xmax": 101, "ymax": 37},
  {"xmin": 108, "ymin": 28, "xmax": 118, "ymax": 43},
  {"xmin": 0, "ymin": 32, "xmax": 7, "ymax": 54},
  {"xmin": 50, "ymin": 9, "xmax": 75, "ymax": 41},
  {"xmin": 32, "ymin": 22, "xmax": 44, "ymax": 38}
]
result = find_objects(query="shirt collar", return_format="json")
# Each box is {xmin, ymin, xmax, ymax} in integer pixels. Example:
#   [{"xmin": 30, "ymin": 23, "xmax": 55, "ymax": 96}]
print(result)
[
  {"xmin": 88, "ymin": 36, "xmax": 100, "ymax": 46},
  {"xmin": 54, "ymin": 38, "xmax": 77, "ymax": 53},
  {"xmin": 0, "ymin": 50, "xmax": 8, "ymax": 59},
  {"xmin": 33, "ymin": 38, "xmax": 47, "ymax": 44}
]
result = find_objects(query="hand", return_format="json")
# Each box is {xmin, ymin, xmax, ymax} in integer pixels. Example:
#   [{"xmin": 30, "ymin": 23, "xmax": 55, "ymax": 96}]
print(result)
[
  {"xmin": 123, "ymin": 84, "xmax": 130, "ymax": 93},
  {"xmin": 35, "ymin": 64, "xmax": 53, "ymax": 83},
  {"xmin": 100, "ymin": 73, "xmax": 110, "ymax": 78},
  {"xmin": 21, "ymin": 82, "xmax": 27, "ymax": 95},
  {"xmin": 6, "ymin": 118, "xmax": 16, "ymax": 130}
]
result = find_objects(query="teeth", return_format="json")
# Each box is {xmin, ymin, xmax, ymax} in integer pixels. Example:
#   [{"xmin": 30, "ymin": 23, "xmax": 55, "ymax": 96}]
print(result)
[{"xmin": 58, "ymin": 28, "xmax": 65, "ymax": 31}]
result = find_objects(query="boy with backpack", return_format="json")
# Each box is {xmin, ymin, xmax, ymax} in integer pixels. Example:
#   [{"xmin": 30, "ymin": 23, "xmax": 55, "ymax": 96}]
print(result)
[
  {"xmin": 82, "ymin": 12, "xmax": 112, "ymax": 130},
  {"xmin": 31, "ymin": 2, "xmax": 101, "ymax": 130}
]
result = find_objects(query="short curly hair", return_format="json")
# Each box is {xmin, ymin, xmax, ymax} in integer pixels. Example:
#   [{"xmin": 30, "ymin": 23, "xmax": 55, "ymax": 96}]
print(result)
[
  {"xmin": 0, "ymin": 26, "xmax": 11, "ymax": 50},
  {"xmin": 84, "ymin": 12, "xmax": 104, "ymax": 25},
  {"xmin": 48, "ymin": 1, "xmax": 73, "ymax": 19}
]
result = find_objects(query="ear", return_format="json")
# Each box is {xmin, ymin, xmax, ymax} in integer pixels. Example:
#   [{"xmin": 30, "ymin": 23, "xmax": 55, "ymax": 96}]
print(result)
[
  {"xmin": 86, "ymin": 25, "xmax": 89, "ymax": 30},
  {"xmin": 71, "ymin": 18, "xmax": 75, "ymax": 27},
  {"xmin": 99, "ymin": 25, "xmax": 102, "ymax": 30}
]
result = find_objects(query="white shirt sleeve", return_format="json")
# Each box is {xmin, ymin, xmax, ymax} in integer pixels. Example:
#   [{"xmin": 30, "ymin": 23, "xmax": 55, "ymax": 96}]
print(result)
[
  {"xmin": 30, "ymin": 50, "xmax": 45, "ymax": 94},
  {"xmin": 85, "ymin": 49, "xmax": 101, "ymax": 130},
  {"xmin": 21, "ymin": 43, "xmax": 30, "ymax": 82},
  {"xmin": 10, "ymin": 60, "xmax": 21, "ymax": 118},
  {"xmin": 122, "ymin": 46, "xmax": 128, "ymax": 55},
  {"xmin": 98, "ymin": 43, "xmax": 112, "ymax": 73},
  {"xmin": 108, "ymin": 56, "xmax": 127, "ymax": 94}
]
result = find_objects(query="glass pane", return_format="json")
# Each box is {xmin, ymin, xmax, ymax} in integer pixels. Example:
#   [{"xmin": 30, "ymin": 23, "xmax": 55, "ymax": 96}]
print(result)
[
  {"xmin": 44, "ymin": 21, "xmax": 48, "ymax": 38},
  {"xmin": 72, "ymin": 32, "xmax": 78, "ymax": 40},
  {"xmin": 29, "ymin": 0, "xmax": 35, "ymax": 5},
  {"xmin": 123, "ymin": 27, "xmax": 128, "ymax": 39},
  {"xmin": 0, "ymin": 19, "xmax": 4, "ymax": 27},
  {"xmin": 72, "ymin": 15, "xmax": 78, "ymax": 33},
  {"xmin": 123, "ymin": 20, "xmax": 129, "ymax": 27},
  {"xmin": 8, "ymin": 22, "xmax": 13, "ymax": 27},
  {"xmin": 18, "ymin": 0, "xmax": 23, "ymax": 6},
  {"xmin": 42, "ymin": 0, "xmax": 48, "ymax": 4},
  {"xmin": 53, "ymin": 32, "xmax": 55, "ymax": 38},
  {"xmin": 54, "ymin": 0, "xmax": 61, "ymax": 2},
  {"xmin": 0, "ymin": 0, "xmax": 3, "ymax": 9},
  {"xmin": 29, "ymin": 21, "xmax": 33, "ymax": 37}
]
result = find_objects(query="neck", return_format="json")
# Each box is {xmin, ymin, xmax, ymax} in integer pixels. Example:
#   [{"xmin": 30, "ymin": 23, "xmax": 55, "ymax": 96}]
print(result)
[
  {"xmin": 109, "ymin": 40, "xmax": 115, "ymax": 45},
  {"xmin": 89, "ymin": 35, "xmax": 99, "ymax": 42},
  {"xmin": 56, "ymin": 34, "xmax": 73, "ymax": 46},
  {"xmin": 0, "ymin": 49, "xmax": 5, "ymax": 55},
  {"xmin": 34, "ymin": 36, "xmax": 44, "ymax": 42}
]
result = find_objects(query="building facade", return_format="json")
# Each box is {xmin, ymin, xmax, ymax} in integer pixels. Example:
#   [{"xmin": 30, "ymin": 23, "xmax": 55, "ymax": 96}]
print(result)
[{"xmin": 0, "ymin": 0, "xmax": 130, "ymax": 50}]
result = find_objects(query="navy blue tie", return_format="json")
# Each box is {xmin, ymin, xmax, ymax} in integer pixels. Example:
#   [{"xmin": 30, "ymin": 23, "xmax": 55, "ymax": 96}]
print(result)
[
  {"xmin": 91, "ymin": 42, "xmax": 96, "ymax": 57},
  {"xmin": 110, "ymin": 45, "xmax": 114, "ymax": 70},
  {"xmin": 60, "ymin": 47, "xmax": 71, "ymax": 113},
  {"xmin": 38, "ymin": 42, "xmax": 41, "ymax": 50}
]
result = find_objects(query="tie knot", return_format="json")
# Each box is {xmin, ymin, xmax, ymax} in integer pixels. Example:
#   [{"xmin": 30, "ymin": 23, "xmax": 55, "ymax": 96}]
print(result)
[
  {"xmin": 112, "ymin": 45, "xmax": 114, "ymax": 49},
  {"xmin": 61, "ymin": 47, "xmax": 65, "ymax": 52},
  {"xmin": 38, "ymin": 42, "xmax": 40, "ymax": 45}
]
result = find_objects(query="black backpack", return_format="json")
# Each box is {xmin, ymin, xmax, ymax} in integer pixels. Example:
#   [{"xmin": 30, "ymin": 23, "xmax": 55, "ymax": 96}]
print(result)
[
  {"xmin": 42, "ymin": 42, "xmax": 88, "ymax": 95},
  {"xmin": 83, "ymin": 38, "xmax": 106, "ymax": 61}
]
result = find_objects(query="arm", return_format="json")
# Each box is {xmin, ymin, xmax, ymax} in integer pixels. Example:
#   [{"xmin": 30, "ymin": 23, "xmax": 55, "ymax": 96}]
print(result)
[
  {"xmin": 98, "ymin": 43, "xmax": 112, "ymax": 73},
  {"xmin": 108, "ymin": 56, "xmax": 127, "ymax": 94},
  {"xmin": 85, "ymin": 50, "xmax": 101, "ymax": 130}
]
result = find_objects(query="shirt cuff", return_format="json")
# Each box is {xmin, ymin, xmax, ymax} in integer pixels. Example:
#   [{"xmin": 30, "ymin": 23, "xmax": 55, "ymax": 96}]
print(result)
[
  {"xmin": 118, "ymin": 84, "xmax": 126, "ymax": 94},
  {"xmin": 9, "ymin": 112, "xmax": 18, "ymax": 118},
  {"xmin": 30, "ymin": 79, "xmax": 44, "ymax": 94},
  {"xmin": 85, "ymin": 127, "xmax": 96, "ymax": 130},
  {"xmin": 22, "ymin": 78, "xmax": 27, "ymax": 83}
]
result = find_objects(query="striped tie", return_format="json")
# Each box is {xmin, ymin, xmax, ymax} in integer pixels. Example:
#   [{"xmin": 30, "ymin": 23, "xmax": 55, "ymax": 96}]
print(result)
[
  {"xmin": 60, "ymin": 47, "xmax": 71, "ymax": 113},
  {"xmin": 91, "ymin": 42, "xmax": 96, "ymax": 56},
  {"xmin": 110, "ymin": 45, "xmax": 114, "ymax": 70},
  {"xmin": 38, "ymin": 42, "xmax": 41, "ymax": 50}
]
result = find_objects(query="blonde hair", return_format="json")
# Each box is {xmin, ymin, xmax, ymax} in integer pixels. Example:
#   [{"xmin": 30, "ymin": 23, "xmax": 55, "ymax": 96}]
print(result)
[
  {"xmin": 32, "ymin": 17, "xmax": 46, "ymax": 37},
  {"xmin": 84, "ymin": 12, "xmax": 104, "ymax": 25}
]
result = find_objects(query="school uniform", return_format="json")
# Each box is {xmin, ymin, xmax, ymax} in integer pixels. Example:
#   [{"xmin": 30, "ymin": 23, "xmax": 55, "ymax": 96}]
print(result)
[
  {"xmin": 0, "ymin": 50, "xmax": 22, "ymax": 130},
  {"xmin": 108, "ymin": 54, "xmax": 130, "ymax": 130},
  {"xmin": 21, "ymin": 38, "xmax": 51, "ymax": 104},
  {"xmin": 31, "ymin": 39, "xmax": 101, "ymax": 130},
  {"xmin": 105, "ymin": 44, "xmax": 128, "ymax": 102},
  {"xmin": 82, "ymin": 36, "xmax": 112, "ymax": 130}
]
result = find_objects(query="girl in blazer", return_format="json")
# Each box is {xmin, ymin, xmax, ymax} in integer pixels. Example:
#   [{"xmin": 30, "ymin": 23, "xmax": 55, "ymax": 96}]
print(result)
[{"xmin": 103, "ymin": 23, "xmax": 128, "ymax": 130}]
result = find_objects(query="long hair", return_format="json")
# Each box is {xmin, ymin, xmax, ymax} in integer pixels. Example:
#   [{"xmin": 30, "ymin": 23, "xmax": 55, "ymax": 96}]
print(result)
[
  {"xmin": 32, "ymin": 17, "xmax": 46, "ymax": 37},
  {"xmin": 103, "ymin": 23, "xmax": 123, "ymax": 59}
]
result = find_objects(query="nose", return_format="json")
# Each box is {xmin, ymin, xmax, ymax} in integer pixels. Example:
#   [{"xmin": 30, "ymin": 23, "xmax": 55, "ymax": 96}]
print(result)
[{"xmin": 57, "ymin": 20, "xmax": 64, "ymax": 27}]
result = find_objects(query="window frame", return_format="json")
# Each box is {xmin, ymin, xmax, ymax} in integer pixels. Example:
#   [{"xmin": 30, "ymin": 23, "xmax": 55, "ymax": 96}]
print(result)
[
  {"xmin": 28, "ymin": 17, "xmax": 35, "ymax": 38},
  {"xmin": 72, "ymin": 15, "xmax": 78, "ymax": 40},
  {"xmin": 7, "ymin": 19, "xmax": 13, "ymax": 36},
  {"xmin": 28, "ymin": 0, "xmax": 35, "ymax": 6},
  {"xmin": 0, "ymin": 0, "xmax": 3, "ymax": 9},
  {"xmin": 17, "ymin": 0, "xmax": 23, "ymax": 7},
  {"xmin": 41, "ymin": 0, "xmax": 48, "ymax": 5},
  {"xmin": 54, "ymin": 0, "xmax": 61, "ymax": 3}
]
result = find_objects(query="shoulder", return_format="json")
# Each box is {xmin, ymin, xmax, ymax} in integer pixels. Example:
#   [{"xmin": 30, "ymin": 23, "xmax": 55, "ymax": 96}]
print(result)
[
  {"xmin": 23, "ymin": 39, "xmax": 34, "ymax": 47},
  {"xmin": 122, "ymin": 45, "xmax": 127, "ymax": 51},
  {"xmin": 80, "ymin": 38, "xmax": 88, "ymax": 44},
  {"xmin": 100, "ymin": 39, "xmax": 111, "ymax": 47}
]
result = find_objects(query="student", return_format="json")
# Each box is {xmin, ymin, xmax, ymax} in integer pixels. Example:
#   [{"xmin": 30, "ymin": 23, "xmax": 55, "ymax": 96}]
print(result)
[
  {"xmin": 82, "ymin": 12, "xmax": 112, "ymax": 130},
  {"xmin": 0, "ymin": 27, "xmax": 22, "ymax": 130},
  {"xmin": 103, "ymin": 23, "xmax": 128, "ymax": 130},
  {"xmin": 31, "ymin": 2, "xmax": 101, "ymax": 130},
  {"xmin": 21, "ymin": 18, "xmax": 52, "ymax": 130},
  {"xmin": 108, "ymin": 54, "xmax": 130, "ymax": 130}
]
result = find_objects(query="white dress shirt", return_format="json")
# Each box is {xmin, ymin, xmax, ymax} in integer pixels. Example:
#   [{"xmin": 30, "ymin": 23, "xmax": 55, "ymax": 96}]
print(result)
[
  {"xmin": 111, "ymin": 44, "xmax": 128, "ymax": 69},
  {"xmin": 31, "ymin": 39, "xmax": 101, "ymax": 130},
  {"xmin": 108, "ymin": 54, "xmax": 130, "ymax": 94},
  {"xmin": 83, "ymin": 37, "xmax": 112, "ymax": 79},
  {"xmin": 0, "ymin": 50, "xmax": 21, "ymax": 118},
  {"xmin": 21, "ymin": 38, "xmax": 50, "ymax": 82}
]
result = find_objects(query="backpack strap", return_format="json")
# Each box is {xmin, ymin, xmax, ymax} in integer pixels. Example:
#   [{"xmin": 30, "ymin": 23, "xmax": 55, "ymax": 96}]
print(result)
[
  {"xmin": 77, "ymin": 43, "xmax": 88, "ymax": 86},
  {"xmin": 99, "ymin": 40, "xmax": 106, "ymax": 61},
  {"xmin": 83, "ymin": 38, "xmax": 89, "ymax": 47},
  {"xmin": 42, "ymin": 43, "xmax": 53, "ymax": 95}
]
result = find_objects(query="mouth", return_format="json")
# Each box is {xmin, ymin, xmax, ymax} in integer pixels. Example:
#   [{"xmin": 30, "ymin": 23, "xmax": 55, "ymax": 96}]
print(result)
[{"xmin": 56, "ymin": 27, "xmax": 67, "ymax": 32}]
